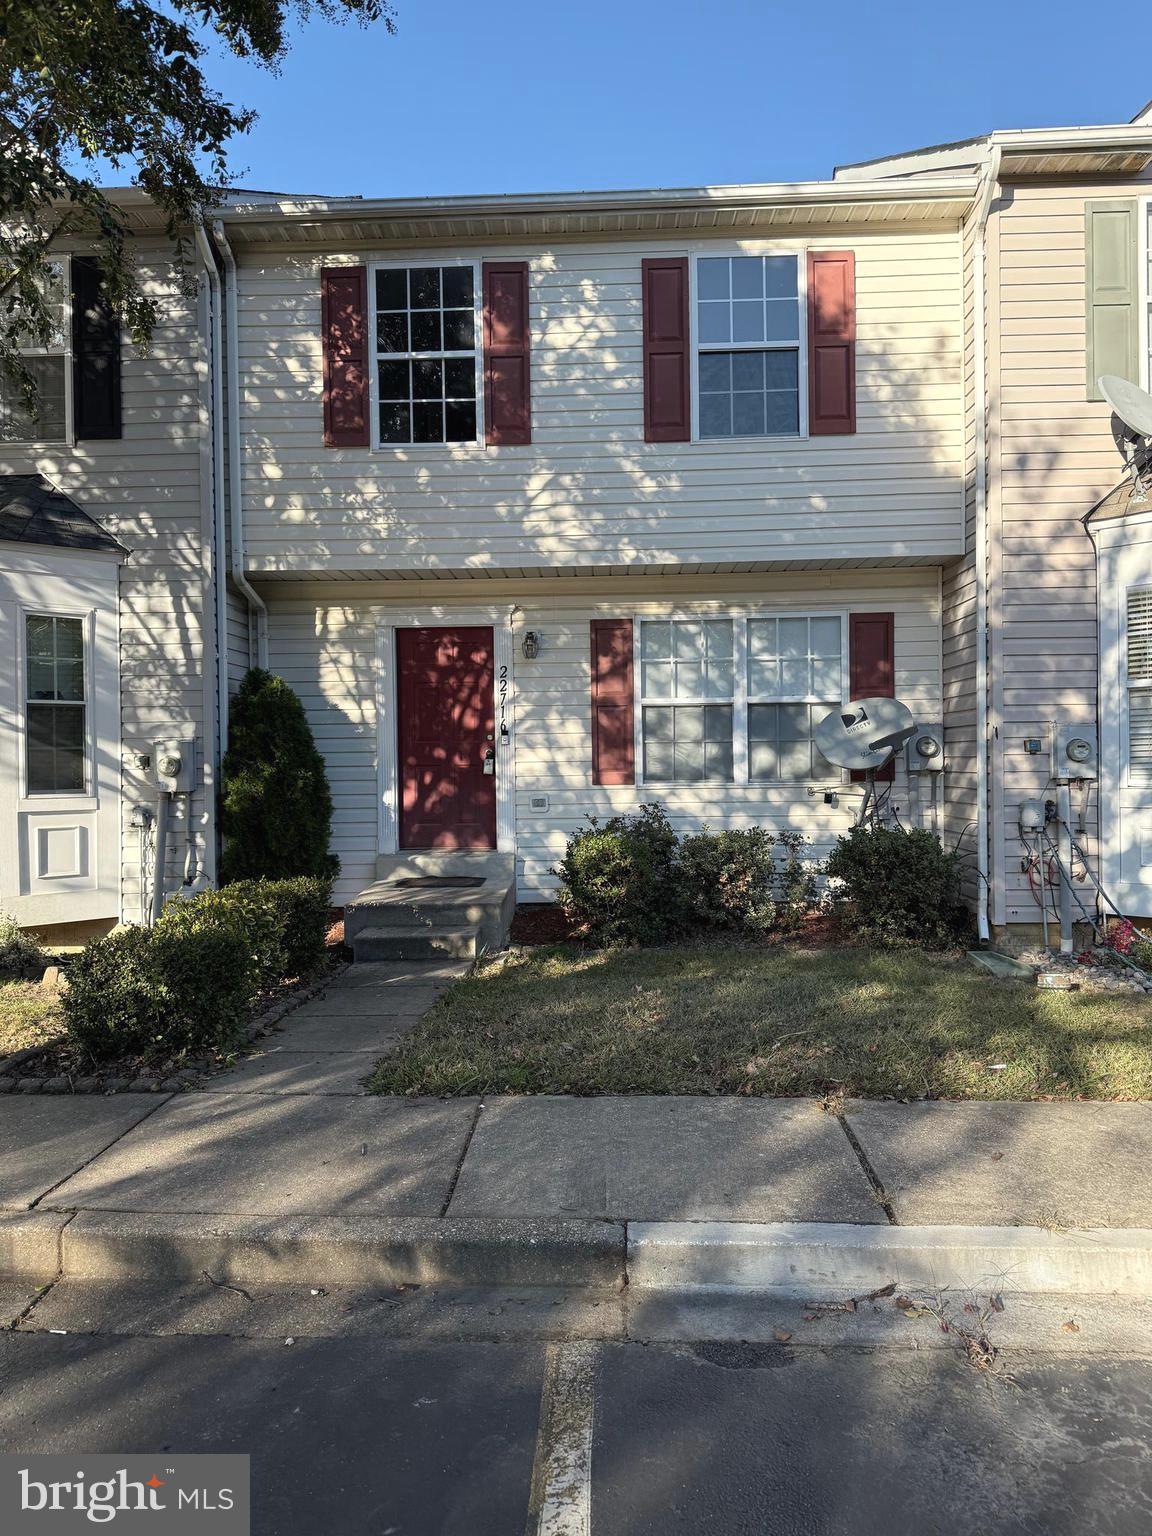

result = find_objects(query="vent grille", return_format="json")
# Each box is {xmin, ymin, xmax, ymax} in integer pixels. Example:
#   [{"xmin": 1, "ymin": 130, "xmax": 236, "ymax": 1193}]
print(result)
[{"xmin": 1128, "ymin": 587, "xmax": 1152, "ymax": 679}]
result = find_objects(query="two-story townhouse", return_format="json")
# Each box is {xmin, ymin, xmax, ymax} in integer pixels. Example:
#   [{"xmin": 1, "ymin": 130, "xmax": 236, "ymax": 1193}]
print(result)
[
  {"xmin": 836, "ymin": 106, "xmax": 1152, "ymax": 945},
  {"xmin": 212, "ymin": 174, "xmax": 973, "ymax": 947},
  {"xmin": 11, "ymin": 105, "xmax": 1152, "ymax": 955}
]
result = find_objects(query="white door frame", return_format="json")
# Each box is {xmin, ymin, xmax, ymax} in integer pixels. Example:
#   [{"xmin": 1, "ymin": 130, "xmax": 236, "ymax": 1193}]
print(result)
[{"xmin": 374, "ymin": 607, "xmax": 516, "ymax": 856}]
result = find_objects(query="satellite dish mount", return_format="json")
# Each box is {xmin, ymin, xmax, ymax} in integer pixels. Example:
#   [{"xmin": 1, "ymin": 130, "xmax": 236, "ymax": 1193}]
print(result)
[
  {"xmin": 1099, "ymin": 375, "xmax": 1152, "ymax": 505},
  {"xmin": 814, "ymin": 697, "xmax": 918, "ymax": 828}
]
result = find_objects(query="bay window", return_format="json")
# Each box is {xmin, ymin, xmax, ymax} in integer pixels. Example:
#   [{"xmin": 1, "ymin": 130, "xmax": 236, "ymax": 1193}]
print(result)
[
  {"xmin": 639, "ymin": 614, "xmax": 844, "ymax": 785},
  {"xmin": 25, "ymin": 613, "xmax": 87, "ymax": 795},
  {"xmin": 695, "ymin": 254, "xmax": 802, "ymax": 439}
]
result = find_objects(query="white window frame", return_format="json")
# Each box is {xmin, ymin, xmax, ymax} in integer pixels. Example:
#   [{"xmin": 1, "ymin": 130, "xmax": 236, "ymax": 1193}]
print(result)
[
  {"xmin": 689, "ymin": 250, "xmax": 809, "ymax": 444},
  {"xmin": 1, "ymin": 256, "xmax": 73, "ymax": 447},
  {"xmin": 1141, "ymin": 195, "xmax": 1151, "ymax": 393},
  {"xmin": 368, "ymin": 258, "xmax": 484, "ymax": 452},
  {"xmin": 18, "ymin": 605, "xmax": 94, "ymax": 801},
  {"xmin": 635, "ymin": 609, "xmax": 847, "ymax": 788}
]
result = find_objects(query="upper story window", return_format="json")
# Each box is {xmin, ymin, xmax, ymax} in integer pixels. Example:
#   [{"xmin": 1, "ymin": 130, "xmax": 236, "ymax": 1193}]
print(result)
[
  {"xmin": 0, "ymin": 262, "xmax": 67, "ymax": 444},
  {"xmin": 695, "ymin": 254, "xmax": 802, "ymax": 439},
  {"xmin": 25, "ymin": 613, "xmax": 87, "ymax": 795},
  {"xmin": 374, "ymin": 264, "xmax": 479, "ymax": 445}
]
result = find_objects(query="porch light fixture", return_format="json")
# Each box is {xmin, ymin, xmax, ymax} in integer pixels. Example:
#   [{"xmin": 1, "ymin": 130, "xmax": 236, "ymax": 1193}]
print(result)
[{"xmin": 521, "ymin": 630, "xmax": 540, "ymax": 660}]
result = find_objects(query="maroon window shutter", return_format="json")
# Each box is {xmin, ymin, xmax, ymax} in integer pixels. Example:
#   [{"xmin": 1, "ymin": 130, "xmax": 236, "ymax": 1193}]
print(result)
[
  {"xmin": 642, "ymin": 257, "xmax": 690, "ymax": 442},
  {"xmin": 321, "ymin": 266, "xmax": 369, "ymax": 448},
  {"xmin": 590, "ymin": 619, "xmax": 635, "ymax": 786},
  {"xmin": 483, "ymin": 262, "xmax": 531, "ymax": 445},
  {"xmin": 849, "ymin": 611, "xmax": 895, "ymax": 782},
  {"xmin": 808, "ymin": 251, "xmax": 856, "ymax": 435}
]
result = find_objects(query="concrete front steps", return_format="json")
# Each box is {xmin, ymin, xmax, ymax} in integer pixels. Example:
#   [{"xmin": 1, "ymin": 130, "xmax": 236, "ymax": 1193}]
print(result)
[{"xmin": 345, "ymin": 851, "xmax": 515, "ymax": 964}]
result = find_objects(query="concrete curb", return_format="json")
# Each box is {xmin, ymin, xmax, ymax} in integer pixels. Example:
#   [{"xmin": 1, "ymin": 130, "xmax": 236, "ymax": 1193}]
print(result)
[
  {"xmin": 0, "ymin": 1211, "xmax": 72, "ymax": 1278},
  {"xmin": 58, "ymin": 1211, "xmax": 627, "ymax": 1290},
  {"xmin": 9, "ymin": 1212, "xmax": 1152, "ymax": 1299},
  {"xmin": 627, "ymin": 1221, "xmax": 1152, "ymax": 1297}
]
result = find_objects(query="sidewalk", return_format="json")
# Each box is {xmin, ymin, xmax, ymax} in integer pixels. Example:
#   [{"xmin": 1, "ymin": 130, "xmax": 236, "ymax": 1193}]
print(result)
[{"xmin": 3, "ymin": 959, "xmax": 1152, "ymax": 1300}]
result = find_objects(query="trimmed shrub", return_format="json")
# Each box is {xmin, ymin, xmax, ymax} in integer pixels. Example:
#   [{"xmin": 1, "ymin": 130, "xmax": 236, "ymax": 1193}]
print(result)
[
  {"xmin": 158, "ymin": 876, "xmax": 333, "ymax": 986},
  {"xmin": 158, "ymin": 883, "xmax": 285, "ymax": 989},
  {"xmin": 0, "ymin": 911, "xmax": 49, "ymax": 981},
  {"xmin": 774, "ymin": 830, "xmax": 820, "ymax": 933},
  {"xmin": 220, "ymin": 668, "xmax": 339, "ymax": 884},
  {"xmin": 825, "ymin": 824, "xmax": 964, "ymax": 947},
  {"xmin": 63, "ymin": 924, "xmax": 255, "ymax": 1061},
  {"xmin": 679, "ymin": 826, "xmax": 777, "ymax": 932},
  {"xmin": 555, "ymin": 803, "xmax": 684, "ymax": 945}
]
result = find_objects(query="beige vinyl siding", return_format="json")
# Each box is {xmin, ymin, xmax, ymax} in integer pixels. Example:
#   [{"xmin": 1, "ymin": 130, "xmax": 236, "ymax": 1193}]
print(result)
[
  {"xmin": 264, "ymin": 570, "xmax": 943, "ymax": 905},
  {"xmin": 941, "ymin": 209, "xmax": 983, "ymax": 900},
  {"xmin": 0, "ymin": 250, "xmax": 217, "ymax": 920},
  {"xmin": 988, "ymin": 177, "xmax": 1151, "ymax": 926},
  {"xmin": 238, "ymin": 232, "xmax": 965, "ymax": 576}
]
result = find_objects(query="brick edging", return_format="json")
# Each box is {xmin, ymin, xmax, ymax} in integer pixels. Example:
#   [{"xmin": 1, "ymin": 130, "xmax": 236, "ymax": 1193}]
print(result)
[{"xmin": 0, "ymin": 960, "xmax": 350, "ymax": 1097}]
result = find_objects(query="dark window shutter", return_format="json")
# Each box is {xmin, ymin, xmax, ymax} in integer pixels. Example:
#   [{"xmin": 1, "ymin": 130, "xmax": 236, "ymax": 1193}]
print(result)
[
  {"xmin": 642, "ymin": 257, "xmax": 690, "ymax": 442},
  {"xmin": 849, "ymin": 611, "xmax": 895, "ymax": 782},
  {"xmin": 590, "ymin": 619, "xmax": 635, "ymax": 785},
  {"xmin": 321, "ymin": 266, "xmax": 369, "ymax": 447},
  {"xmin": 71, "ymin": 256, "xmax": 121, "ymax": 440},
  {"xmin": 483, "ymin": 262, "xmax": 531, "ymax": 446},
  {"xmin": 807, "ymin": 251, "xmax": 856, "ymax": 435}
]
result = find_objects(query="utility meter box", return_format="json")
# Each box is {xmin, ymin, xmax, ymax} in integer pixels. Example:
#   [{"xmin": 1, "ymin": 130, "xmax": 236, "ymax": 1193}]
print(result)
[
  {"xmin": 905, "ymin": 724, "xmax": 945, "ymax": 772},
  {"xmin": 152, "ymin": 738, "xmax": 198, "ymax": 793},
  {"xmin": 1052, "ymin": 723, "xmax": 1097, "ymax": 783}
]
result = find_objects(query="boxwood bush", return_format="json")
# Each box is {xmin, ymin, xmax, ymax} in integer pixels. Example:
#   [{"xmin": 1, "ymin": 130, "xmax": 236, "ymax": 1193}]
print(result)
[
  {"xmin": 555, "ymin": 804, "xmax": 684, "ymax": 944},
  {"xmin": 63, "ymin": 924, "xmax": 255, "ymax": 1061},
  {"xmin": 825, "ymin": 824, "xmax": 964, "ymax": 947},
  {"xmin": 0, "ymin": 910, "xmax": 49, "ymax": 981},
  {"xmin": 678, "ymin": 826, "xmax": 777, "ymax": 932}
]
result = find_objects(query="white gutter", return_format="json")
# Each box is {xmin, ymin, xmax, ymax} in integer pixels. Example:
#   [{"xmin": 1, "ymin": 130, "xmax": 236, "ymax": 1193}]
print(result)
[
  {"xmin": 212, "ymin": 218, "xmax": 268, "ymax": 668},
  {"xmin": 971, "ymin": 145, "xmax": 1002, "ymax": 944},
  {"xmin": 193, "ymin": 219, "xmax": 231, "ymax": 754}
]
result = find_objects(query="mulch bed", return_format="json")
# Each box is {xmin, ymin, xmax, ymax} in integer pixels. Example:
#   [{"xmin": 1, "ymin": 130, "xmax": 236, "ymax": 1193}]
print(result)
[
  {"xmin": 0, "ymin": 956, "xmax": 348, "ymax": 1096},
  {"xmin": 507, "ymin": 903, "xmax": 852, "ymax": 950}
]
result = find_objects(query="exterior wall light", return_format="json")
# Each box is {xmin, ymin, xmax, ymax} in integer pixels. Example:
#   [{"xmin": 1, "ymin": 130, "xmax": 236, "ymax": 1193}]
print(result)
[{"xmin": 521, "ymin": 631, "xmax": 540, "ymax": 660}]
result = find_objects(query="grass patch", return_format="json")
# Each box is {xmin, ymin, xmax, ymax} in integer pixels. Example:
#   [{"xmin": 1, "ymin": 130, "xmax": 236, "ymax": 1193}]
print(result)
[
  {"xmin": 368, "ymin": 944, "xmax": 1152, "ymax": 1101},
  {"xmin": 0, "ymin": 981, "xmax": 66, "ymax": 1057}
]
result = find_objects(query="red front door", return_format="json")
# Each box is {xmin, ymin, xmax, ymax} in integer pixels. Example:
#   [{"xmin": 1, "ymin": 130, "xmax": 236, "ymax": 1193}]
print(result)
[{"xmin": 397, "ymin": 626, "xmax": 497, "ymax": 850}]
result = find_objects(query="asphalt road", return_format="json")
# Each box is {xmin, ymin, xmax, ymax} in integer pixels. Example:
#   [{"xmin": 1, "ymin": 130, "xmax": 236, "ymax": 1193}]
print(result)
[{"xmin": 3, "ymin": 1324, "xmax": 1152, "ymax": 1534}]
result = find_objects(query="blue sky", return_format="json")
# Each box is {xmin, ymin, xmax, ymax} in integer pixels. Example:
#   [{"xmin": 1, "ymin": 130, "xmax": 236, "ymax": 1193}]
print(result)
[{"xmin": 192, "ymin": 0, "xmax": 1149, "ymax": 197}]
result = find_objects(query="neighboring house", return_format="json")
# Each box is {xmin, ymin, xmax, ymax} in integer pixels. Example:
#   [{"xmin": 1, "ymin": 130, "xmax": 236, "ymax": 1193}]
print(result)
[{"xmin": 3, "ymin": 104, "xmax": 1152, "ymax": 950}]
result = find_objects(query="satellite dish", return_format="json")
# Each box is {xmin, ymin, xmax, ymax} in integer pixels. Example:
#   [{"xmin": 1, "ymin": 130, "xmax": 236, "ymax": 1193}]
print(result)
[
  {"xmin": 815, "ymin": 697, "xmax": 917, "ymax": 772},
  {"xmin": 1100, "ymin": 376, "xmax": 1152, "ymax": 442}
]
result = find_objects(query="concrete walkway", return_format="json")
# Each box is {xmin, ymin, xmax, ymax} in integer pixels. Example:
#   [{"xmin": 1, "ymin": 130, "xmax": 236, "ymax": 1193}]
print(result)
[{"xmin": 4, "ymin": 959, "xmax": 1152, "ymax": 1297}]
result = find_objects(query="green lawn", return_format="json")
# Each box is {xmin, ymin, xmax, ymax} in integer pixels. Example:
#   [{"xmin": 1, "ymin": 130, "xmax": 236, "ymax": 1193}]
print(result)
[
  {"xmin": 368, "ymin": 944, "xmax": 1152, "ymax": 1101},
  {"xmin": 0, "ymin": 981, "xmax": 65, "ymax": 1058}
]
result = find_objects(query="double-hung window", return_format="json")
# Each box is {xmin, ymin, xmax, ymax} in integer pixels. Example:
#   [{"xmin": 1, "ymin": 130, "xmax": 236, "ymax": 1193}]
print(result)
[
  {"xmin": 640, "ymin": 614, "xmax": 844, "ymax": 785},
  {"xmin": 25, "ymin": 613, "xmax": 87, "ymax": 795},
  {"xmin": 0, "ymin": 261, "xmax": 67, "ymax": 443},
  {"xmin": 374, "ymin": 264, "xmax": 479, "ymax": 445},
  {"xmin": 695, "ymin": 254, "xmax": 802, "ymax": 439}
]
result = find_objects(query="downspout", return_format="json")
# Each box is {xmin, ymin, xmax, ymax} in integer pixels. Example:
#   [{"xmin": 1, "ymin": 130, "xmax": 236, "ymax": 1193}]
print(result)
[
  {"xmin": 972, "ymin": 144, "xmax": 1002, "ymax": 944},
  {"xmin": 212, "ymin": 218, "xmax": 268, "ymax": 668},
  {"xmin": 193, "ymin": 219, "xmax": 230, "ymax": 757}
]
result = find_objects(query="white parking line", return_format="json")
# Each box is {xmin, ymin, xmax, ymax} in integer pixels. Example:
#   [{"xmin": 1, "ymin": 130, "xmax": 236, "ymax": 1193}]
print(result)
[{"xmin": 528, "ymin": 1340, "xmax": 596, "ymax": 1536}]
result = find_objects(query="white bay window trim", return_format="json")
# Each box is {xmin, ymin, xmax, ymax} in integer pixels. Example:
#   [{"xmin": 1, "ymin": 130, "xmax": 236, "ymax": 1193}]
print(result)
[
  {"xmin": 635, "ymin": 610, "xmax": 847, "ymax": 787},
  {"xmin": 368, "ymin": 257, "xmax": 484, "ymax": 451}
]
